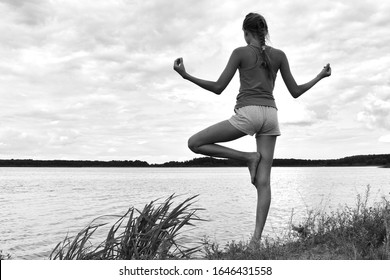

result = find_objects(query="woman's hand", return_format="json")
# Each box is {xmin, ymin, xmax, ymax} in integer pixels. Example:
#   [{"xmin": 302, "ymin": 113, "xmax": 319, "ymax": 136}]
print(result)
[
  {"xmin": 173, "ymin": 57, "xmax": 187, "ymax": 78},
  {"xmin": 318, "ymin": 63, "xmax": 332, "ymax": 79}
]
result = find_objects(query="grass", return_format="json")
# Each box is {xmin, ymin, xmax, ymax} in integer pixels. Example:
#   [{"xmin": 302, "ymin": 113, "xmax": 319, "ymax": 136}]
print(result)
[
  {"xmin": 50, "ymin": 194, "xmax": 205, "ymax": 260},
  {"xmin": 203, "ymin": 186, "xmax": 390, "ymax": 260}
]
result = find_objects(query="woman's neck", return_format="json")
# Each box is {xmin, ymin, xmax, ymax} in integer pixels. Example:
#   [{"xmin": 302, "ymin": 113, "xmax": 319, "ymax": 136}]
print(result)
[
  {"xmin": 249, "ymin": 42, "xmax": 267, "ymax": 49},
  {"xmin": 248, "ymin": 38, "xmax": 262, "ymax": 48}
]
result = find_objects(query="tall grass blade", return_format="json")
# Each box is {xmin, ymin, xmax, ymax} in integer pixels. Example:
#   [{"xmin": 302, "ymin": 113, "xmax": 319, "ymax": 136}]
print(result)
[{"xmin": 50, "ymin": 194, "xmax": 205, "ymax": 260}]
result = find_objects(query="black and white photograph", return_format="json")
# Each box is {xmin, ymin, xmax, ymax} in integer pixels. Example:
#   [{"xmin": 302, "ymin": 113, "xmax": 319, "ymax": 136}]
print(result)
[{"xmin": 1, "ymin": 0, "xmax": 390, "ymax": 278}]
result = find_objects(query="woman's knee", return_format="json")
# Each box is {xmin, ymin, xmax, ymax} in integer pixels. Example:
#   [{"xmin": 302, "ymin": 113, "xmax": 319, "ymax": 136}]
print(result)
[
  {"xmin": 254, "ymin": 158, "xmax": 273, "ymax": 188},
  {"xmin": 188, "ymin": 135, "xmax": 201, "ymax": 154},
  {"xmin": 254, "ymin": 177, "xmax": 270, "ymax": 189}
]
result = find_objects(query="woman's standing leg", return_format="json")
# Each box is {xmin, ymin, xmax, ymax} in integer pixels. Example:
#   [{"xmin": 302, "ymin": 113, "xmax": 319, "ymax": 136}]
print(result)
[
  {"xmin": 188, "ymin": 120, "xmax": 261, "ymax": 183},
  {"xmin": 252, "ymin": 135, "xmax": 277, "ymax": 241}
]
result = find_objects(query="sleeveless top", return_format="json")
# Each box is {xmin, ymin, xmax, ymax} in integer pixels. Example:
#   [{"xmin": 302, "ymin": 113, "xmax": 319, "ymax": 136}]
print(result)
[{"xmin": 235, "ymin": 45, "xmax": 277, "ymax": 110}]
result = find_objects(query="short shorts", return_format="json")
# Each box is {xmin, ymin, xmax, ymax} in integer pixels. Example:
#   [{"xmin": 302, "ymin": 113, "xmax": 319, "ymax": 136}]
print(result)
[{"xmin": 228, "ymin": 105, "xmax": 281, "ymax": 137}]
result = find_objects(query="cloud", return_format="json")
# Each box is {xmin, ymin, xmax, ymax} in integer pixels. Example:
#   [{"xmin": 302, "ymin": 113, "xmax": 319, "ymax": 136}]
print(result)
[
  {"xmin": 357, "ymin": 93, "xmax": 390, "ymax": 130},
  {"xmin": 278, "ymin": 102, "xmax": 318, "ymax": 126},
  {"xmin": 379, "ymin": 135, "xmax": 390, "ymax": 143},
  {"xmin": 0, "ymin": 0, "xmax": 48, "ymax": 25},
  {"xmin": 0, "ymin": 0, "xmax": 390, "ymax": 162}
]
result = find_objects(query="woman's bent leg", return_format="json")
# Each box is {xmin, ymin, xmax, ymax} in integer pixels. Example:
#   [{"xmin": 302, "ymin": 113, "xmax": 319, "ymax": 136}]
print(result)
[
  {"xmin": 188, "ymin": 120, "xmax": 261, "ymax": 183},
  {"xmin": 252, "ymin": 135, "xmax": 277, "ymax": 242}
]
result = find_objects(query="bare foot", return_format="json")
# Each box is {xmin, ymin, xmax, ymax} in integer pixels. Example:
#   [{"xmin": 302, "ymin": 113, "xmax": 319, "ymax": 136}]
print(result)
[
  {"xmin": 247, "ymin": 152, "xmax": 261, "ymax": 185},
  {"xmin": 248, "ymin": 237, "xmax": 261, "ymax": 251}
]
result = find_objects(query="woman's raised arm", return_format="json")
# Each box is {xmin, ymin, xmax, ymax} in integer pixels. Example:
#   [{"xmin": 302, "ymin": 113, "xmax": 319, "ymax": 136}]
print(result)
[
  {"xmin": 279, "ymin": 50, "xmax": 331, "ymax": 98},
  {"xmin": 173, "ymin": 49, "xmax": 241, "ymax": 95}
]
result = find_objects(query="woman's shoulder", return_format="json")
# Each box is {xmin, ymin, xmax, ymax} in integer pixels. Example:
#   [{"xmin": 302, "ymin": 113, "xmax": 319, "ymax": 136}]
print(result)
[
  {"xmin": 230, "ymin": 46, "xmax": 254, "ymax": 61},
  {"xmin": 267, "ymin": 46, "xmax": 285, "ymax": 57},
  {"xmin": 267, "ymin": 46, "xmax": 287, "ymax": 67},
  {"xmin": 233, "ymin": 45, "xmax": 252, "ymax": 53}
]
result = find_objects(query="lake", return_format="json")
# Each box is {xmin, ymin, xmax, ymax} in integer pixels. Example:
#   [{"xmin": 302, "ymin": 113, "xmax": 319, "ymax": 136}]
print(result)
[{"xmin": 1, "ymin": 166, "xmax": 389, "ymax": 259}]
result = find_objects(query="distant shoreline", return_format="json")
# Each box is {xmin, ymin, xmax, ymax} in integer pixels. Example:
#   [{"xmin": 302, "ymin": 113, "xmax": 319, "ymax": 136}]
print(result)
[{"xmin": 0, "ymin": 154, "xmax": 389, "ymax": 168}]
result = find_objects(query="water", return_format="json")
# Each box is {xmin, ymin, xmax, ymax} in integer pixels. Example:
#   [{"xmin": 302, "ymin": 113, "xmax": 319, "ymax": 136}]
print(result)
[{"xmin": 1, "ymin": 166, "xmax": 389, "ymax": 259}]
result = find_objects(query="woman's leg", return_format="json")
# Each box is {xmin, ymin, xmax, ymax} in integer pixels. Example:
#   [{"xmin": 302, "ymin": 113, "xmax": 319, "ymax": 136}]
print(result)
[
  {"xmin": 252, "ymin": 135, "xmax": 277, "ymax": 242},
  {"xmin": 188, "ymin": 120, "xmax": 261, "ymax": 183}
]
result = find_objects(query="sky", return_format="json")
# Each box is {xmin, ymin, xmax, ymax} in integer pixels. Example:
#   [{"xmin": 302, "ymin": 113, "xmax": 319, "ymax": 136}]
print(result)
[{"xmin": 0, "ymin": 0, "xmax": 389, "ymax": 164}]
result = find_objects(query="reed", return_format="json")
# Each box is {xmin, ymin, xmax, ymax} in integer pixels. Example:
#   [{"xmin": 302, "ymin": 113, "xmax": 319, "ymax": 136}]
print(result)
[
  {"xmin": 203, "ymin": 186, "xmax": 390, "ymax": 260},
  {"xmin": 50, "ymin": 194, "xmax": 204, "ymax": 260},
  {"xmin": 0, "ymin": 250, "xmax": 11, "ymax": 260}
]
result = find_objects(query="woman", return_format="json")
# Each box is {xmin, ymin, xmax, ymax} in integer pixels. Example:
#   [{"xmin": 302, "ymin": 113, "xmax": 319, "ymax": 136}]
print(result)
[{"xmin": 173, "ymin": 12, "xmax": 331, "ymax": 242}]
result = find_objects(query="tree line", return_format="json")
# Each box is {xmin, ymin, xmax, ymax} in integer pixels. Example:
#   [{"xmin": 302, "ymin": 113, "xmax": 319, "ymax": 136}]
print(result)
[
  {"xmin": 0, "ymin": 159, "xmax": 149, "ymax": 168},
  {"xmin": 0, "ymin": 154, "xmax": 389, "ymax": 167}
]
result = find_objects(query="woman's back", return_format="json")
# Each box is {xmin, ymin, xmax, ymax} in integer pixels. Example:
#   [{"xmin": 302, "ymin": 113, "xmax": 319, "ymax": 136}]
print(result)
[{"xmin": 235, "ymin": 45, "xmax": 283, "ymax": 109}]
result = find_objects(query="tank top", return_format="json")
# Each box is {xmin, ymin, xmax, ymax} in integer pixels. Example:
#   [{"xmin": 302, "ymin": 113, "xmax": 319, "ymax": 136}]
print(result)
[{"xmin": 235, "ymin": 45, "xmax": 277, "ymax": 110}]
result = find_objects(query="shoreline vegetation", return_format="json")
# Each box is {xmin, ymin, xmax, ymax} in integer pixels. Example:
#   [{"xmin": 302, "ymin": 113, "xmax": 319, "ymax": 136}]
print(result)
[
  {"xmin": 204, "ymin": 186, "xmax": 390, "ymax": 260},
  {"xmin": 0, "ymin": 154, "xmax": 389, "ymax": 168},
  {"xmin": 2, "ymin": 186, "xmax": 388, "ymax": 260}
]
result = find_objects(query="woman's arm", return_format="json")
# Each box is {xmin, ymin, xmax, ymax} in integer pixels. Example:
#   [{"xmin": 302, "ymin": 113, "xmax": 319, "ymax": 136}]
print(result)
[
  {"xmin": 173, "ymin": 49, "xmax": 241, "ymax": 95},
  {"xmin": 279, "ymin": 50, "xmax": 331, "ymax": 98}
]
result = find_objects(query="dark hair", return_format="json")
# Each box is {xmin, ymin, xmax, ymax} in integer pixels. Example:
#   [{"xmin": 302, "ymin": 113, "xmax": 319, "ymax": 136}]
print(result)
[{"xmin": 243, "ymin": 13, "xmax": 274, "ymax": 78}]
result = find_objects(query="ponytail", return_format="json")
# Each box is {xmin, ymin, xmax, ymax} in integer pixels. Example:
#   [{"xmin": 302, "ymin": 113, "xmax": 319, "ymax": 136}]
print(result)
[{"xmin": 257, "ymin": 21, "xmax": 274, "ymax": 79}]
